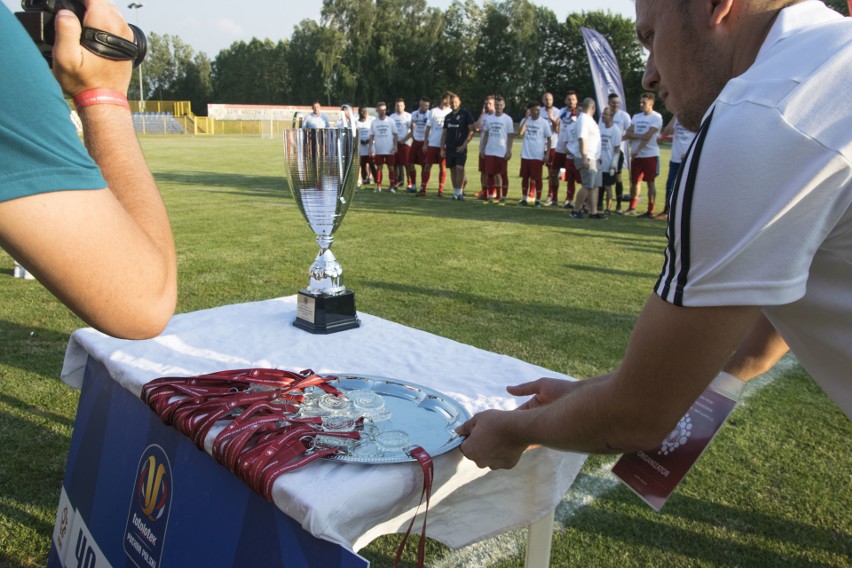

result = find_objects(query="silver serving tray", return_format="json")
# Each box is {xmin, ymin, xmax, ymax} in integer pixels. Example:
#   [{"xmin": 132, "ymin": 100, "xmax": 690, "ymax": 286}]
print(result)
[{"xmin": 320, "ymin": 374, "xmax": 471, "ymax": 464}]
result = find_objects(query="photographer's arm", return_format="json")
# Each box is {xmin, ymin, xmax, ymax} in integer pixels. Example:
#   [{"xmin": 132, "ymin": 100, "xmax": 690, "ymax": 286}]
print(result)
[{"xmin": 0, "ymin": 0, "xmax": 176, "ymax": 339}]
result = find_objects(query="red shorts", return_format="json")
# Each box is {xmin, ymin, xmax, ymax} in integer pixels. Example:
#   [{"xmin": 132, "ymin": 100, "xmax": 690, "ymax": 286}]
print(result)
[
  {"xmin": 551, "ymin": 151, "xmax": 568, "ymax": 170},
  {"xmin": 546, "ymin": 148, "xmax": 557, "ymax": 168},
  {"xmin": 563, "ymin": 157, "xmax": 581, "ymax": 183},
  {"xmin": 410, "ymin": 140, "xmax": 425, "ymax": 165},
  {"xmin": 396, "ymin": 143, "xmax": 411, "ymax": 165},
  {"xmin": 478, "ymin": 154, "xmax": 486, "ymax": 173},
  {"xmin": 631, "ymin": 156, "xmax": 659, "ymax": 184},
  {"xmin": 485, "ymin": 155, "xmax": 508, "ymax": 177},
  {"xmin": 359, "ymin": 155, "xmax": 374, "ymax": 167},
  {"xmin": 374, "ymin": 154, "xmax": 396, "ymax": 168},
  {"xmin": 425, "ymin": 146, "xmax": 444, "ymax": 166},
  {"xmin": 519, "ymin": 158, "xmax": 544, "ymax": 180}
]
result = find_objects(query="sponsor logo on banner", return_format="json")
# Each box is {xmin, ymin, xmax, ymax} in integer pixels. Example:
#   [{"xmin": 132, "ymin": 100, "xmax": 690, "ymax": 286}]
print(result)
[{"xmin": 124, "ymin": 445, "xmax": 172, "ymax": 568}]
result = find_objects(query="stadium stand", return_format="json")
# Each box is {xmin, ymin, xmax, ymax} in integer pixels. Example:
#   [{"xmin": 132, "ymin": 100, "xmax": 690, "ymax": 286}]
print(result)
[{"xmin": 132, "ymin": 112, "xmax": 186, "ymax": 134}]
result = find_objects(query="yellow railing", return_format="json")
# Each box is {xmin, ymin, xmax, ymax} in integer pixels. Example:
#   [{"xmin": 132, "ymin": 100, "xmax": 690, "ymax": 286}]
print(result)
[{"xmin": 127, "ymin": 101, "xmax": 294, "ymax": 137}]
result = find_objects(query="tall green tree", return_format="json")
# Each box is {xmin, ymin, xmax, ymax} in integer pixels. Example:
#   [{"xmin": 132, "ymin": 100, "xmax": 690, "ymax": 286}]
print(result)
[
  {"xmin": 212, "ymin": 38, "xmax": 290, "ymax": 104},
  {"xmin": 143, "ymin": 33, "xmax": 197, "ymax": 101},
  {"xmin": 173, "ymin": 52, "xmax": 213, "ymax": 115},
  {"xmin": 286, "ymin": 20, "xmax": 328, "ymax": 104},
  {"xmin": 433, "ymin": 0, "xmax": 482, "ymax": 103}
]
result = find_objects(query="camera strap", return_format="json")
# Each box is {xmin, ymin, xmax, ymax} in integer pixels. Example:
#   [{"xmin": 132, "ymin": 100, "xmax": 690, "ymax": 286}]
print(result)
[{"xmin": 80, "ymin": 23, "xmax": 145, "ymax": 67}]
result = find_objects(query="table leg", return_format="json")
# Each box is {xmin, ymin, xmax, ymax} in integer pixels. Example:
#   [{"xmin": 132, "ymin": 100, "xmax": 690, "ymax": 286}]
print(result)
[{"xmin": 524, "ymin": 509, "xmax": 555, "ymax": 568}]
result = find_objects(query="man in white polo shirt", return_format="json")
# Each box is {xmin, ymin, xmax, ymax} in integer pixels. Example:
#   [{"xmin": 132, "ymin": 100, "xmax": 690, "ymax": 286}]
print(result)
[
  {"xmin": 622, "ymin": 92, "xmax": 663, "ymax": 216},
  {"xmin": 458, "ymin": 0, "xmax": 852, "ymax": 481},
  {"xmin": 568, "ymin": 98, "xmax": 604, "ymax": 219}
]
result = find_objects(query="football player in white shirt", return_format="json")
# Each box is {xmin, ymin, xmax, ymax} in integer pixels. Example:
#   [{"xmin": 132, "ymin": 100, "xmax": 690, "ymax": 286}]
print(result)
[
  {"xmin": 568, "ymin": 98, "xmax": 603, "ymax": 219},
  {"xmin": 419, "ymin": 92, "xmax": 451, "ymax": 196},
  {"xmin": 518, "ymin": 100, "xmax": 552, "ymax": 206},
  {"xmin": 369, "ymin": 102, "xmax": 399, "ymax": 192},
  {"xmin": 605, "ymin": 93, "xmax": 632, "ymax": 210},
  {"xmin": 473, "ymin": 95, "xmax": 496, "ymax": 200},
  {"xmin": 541, "ymin": 92, "xmax": 561, "ymax": 204},
  {"xmin": 655, "ymin": 116, "xmax": 697, "ymax": 219},
  {"xmin": 390, "ymin": 98, "xmax": 414, "ymax": 192},
  {"xmin": 356, "ymin": 107, "xmax": 376, "ymax": 187},
  {"xmin": 598, "ymin": 106, "xmax": 623, "ymax": 214},
  {"xmin": 479, "ymin": 96, "xmax": 515, "ymax": 203},
  {"xmin": 622, "ymin": 92, "xmax": 663, "ymax": 216},
  {"xmin": 551, "ymin": 91, "xmax": 582, "ymax": 208},
  {"xmin": 408, "ymin": 97, "xmax": 430, "ymax": 193}
]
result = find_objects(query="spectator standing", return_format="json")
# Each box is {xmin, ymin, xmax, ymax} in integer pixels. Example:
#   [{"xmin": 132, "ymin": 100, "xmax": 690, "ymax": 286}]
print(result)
[
  {"xmin": 369, "ymin": 101, "xmax": 399, "ymax": 192},
  {"xmin": 517, "ymin": 100, "xmax": 553, "ymax": 206},
  {"xmin": 303, "ymin": 101, "xmax": 330, "ymax": 129},
  {"xmin": 622, "ymin": 92, "xmax": 663, "ymax": 216}
]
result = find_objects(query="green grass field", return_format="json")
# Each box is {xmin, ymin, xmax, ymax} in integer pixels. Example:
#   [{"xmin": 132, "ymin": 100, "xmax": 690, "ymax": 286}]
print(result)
[{"xmin": 0, "ymin": 135, "xmax": 849, "ymax": 567}]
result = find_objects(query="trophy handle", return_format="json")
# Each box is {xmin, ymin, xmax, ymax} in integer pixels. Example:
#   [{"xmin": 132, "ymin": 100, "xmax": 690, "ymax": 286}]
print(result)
[{"xmin": 292, "ymin": 111, "xmax": 305, "ymax": 128}]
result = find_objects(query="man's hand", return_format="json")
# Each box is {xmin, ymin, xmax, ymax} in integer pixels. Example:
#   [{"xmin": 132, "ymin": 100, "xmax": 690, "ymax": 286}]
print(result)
[
  {"xmin": 52, "ymin": 0, "xmax": 134, "ymax": 95},
  {"xmin": 508, "ymin": 377, "xmax": 579, "ymax": 410},
  {"xmin": 457, "ymin": 409, "xmax": 529, "ymax": 470}
]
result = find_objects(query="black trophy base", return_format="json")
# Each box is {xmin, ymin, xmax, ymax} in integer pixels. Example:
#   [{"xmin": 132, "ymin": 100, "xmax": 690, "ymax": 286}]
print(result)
[{"xmin": 294, "ymin": 289, "xmax": 360, "ymax": 334}]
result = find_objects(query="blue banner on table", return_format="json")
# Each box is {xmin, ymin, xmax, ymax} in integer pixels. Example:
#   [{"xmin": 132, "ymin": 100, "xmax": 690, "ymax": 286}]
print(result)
[
  {"xmin": 581, "ymin": 27, "xmax": 627, "ymax": 119},
  {"xmin": 48, "ymin": 358, "xmax": 369, "ymax": 568}
]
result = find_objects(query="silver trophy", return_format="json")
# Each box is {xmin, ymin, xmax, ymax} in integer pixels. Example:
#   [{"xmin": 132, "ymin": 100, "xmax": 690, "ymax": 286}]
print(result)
[{"xmin": 283, "ymin": 105, "xmax": 360, "ymax": 333}]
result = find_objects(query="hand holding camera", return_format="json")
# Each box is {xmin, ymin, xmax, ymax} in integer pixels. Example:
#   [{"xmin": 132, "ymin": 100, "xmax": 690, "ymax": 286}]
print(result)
[{"xmin": 16, "ymin": 0, "xmax": 147, "ymax": 96}]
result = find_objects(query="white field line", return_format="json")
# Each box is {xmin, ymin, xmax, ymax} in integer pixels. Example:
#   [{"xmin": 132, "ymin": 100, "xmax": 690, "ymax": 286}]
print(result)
[{"xmin": 431, "ymin": 357, "xmax": 793, "ymax": 567}]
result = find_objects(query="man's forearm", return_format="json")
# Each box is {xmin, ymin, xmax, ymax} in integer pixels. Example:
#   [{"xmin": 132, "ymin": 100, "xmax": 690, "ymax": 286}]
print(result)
[
  {"xmin": 80, "ymin": 105, "xmax": 175, "ymax": 276},
  {"xmin": 723, "ymin": 312, "xmax": 789, "ymax": 380}
]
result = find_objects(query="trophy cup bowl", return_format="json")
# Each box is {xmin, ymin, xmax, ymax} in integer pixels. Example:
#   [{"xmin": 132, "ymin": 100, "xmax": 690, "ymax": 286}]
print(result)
[{"xmin": 283, "ymin": 106, "xmax": 360, "ymax": 334}]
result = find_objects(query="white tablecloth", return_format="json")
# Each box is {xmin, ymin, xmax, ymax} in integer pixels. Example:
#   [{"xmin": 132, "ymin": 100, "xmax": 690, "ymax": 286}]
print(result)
[{"xmin": 60, "ymin": 296, "xmax": 586, "ymax": 551}]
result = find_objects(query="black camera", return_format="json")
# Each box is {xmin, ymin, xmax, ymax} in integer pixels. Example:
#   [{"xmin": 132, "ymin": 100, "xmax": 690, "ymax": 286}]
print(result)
[{"xmin": 16, "ymin": 0, "xmax": 147, "ymax": 68}]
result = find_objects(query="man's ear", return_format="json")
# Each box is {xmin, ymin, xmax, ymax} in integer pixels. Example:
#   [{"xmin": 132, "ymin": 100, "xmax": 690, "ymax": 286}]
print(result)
[{"xmin": 708, "ymin": 0, "xmax": 735, "ymax": 27}]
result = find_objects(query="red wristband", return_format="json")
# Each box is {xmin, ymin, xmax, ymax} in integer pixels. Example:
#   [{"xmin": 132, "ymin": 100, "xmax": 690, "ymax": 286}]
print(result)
[{"xmin": 72, "ymin": 88, "xmax": 131, "ymax": 111}]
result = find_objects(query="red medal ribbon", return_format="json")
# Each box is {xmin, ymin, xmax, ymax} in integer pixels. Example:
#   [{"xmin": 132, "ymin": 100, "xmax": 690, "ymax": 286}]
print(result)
[{"xmin": 393, "ymin": 446, "xmax": 434, "ymax": 568}]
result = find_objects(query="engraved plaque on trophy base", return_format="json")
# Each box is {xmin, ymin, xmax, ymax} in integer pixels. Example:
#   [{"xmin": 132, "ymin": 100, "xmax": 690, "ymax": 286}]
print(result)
[{"xmin": 294, "ymin": 290, "xmax": 360, "ymax": 334}]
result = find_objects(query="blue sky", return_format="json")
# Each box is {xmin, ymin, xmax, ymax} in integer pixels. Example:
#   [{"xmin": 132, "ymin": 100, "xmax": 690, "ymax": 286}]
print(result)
[{"xmin": 3, "ymin": 0, "xmax": 636, "ymax": 57}]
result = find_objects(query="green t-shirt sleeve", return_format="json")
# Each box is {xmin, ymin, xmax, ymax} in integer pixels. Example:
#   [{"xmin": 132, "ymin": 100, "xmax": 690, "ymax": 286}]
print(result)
[{"xmin": 0, "ymin": 6, "xmax": 107, "ymax": 204}]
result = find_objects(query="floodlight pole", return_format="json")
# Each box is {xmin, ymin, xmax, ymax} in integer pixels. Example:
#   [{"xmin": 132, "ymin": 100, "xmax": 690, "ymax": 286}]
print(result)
[{"xmin": 128, "ymin": 2, "xmax": 144, "ymax": 110}]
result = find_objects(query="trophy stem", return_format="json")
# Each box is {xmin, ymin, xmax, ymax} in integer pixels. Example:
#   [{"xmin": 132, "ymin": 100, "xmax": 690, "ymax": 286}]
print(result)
[{"xmin": 317, "ymin": 234, "xmax": 334, "ymax": 253}]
